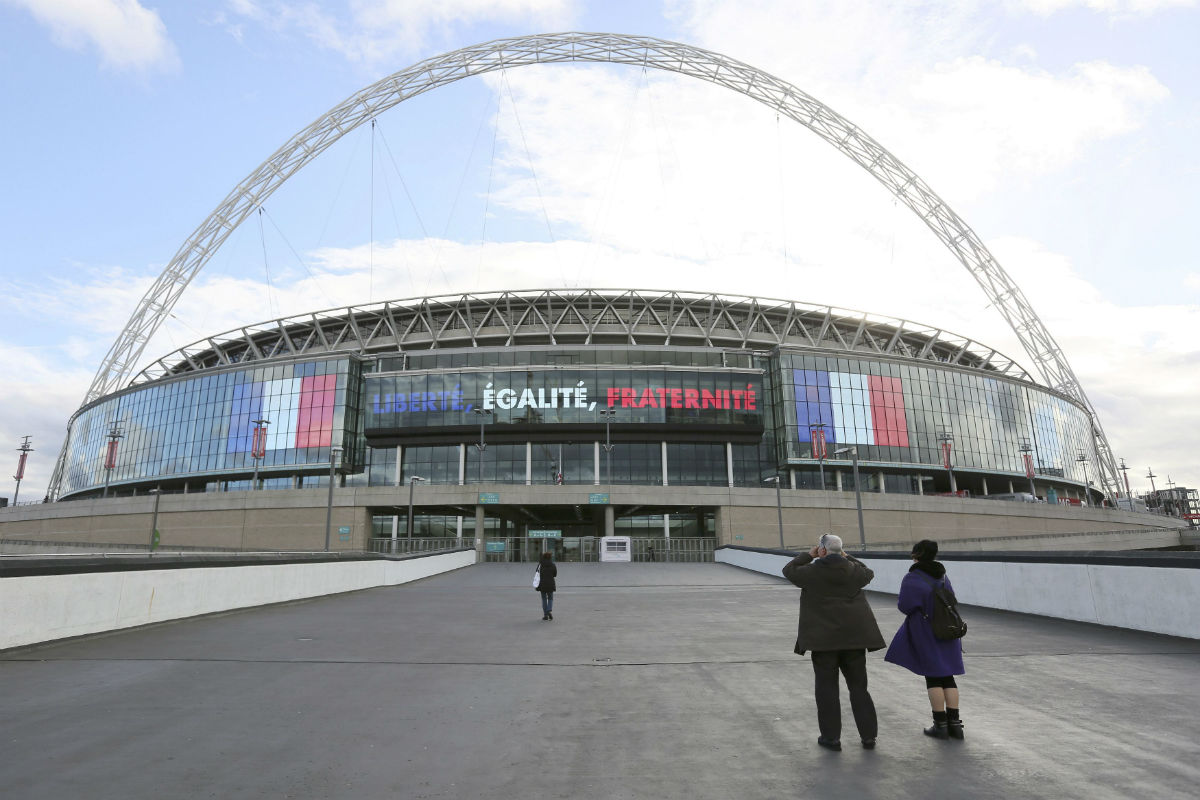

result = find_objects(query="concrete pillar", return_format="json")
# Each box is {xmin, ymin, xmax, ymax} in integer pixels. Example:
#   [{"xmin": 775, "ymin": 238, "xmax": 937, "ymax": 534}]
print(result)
[
  {"xmin": 916, "ymin": 475, "xmax": 924, "ymax": 495},
  {"xmin": 982, "ymin": 477, "xmax": 989, "ymax": 495},
  {"xmin": 726, "ymin": 442, "xmax": 734, "ymax": 488},
  {"xmin": 475, "ymin": 504, "xmax": 485, "ymax": 562},
  {"xmin": 397, "ymin": 446, "xmax": 405, "ymax": 487},
  {"xmin": 594, "ymin": 442, "xmax": 601, "ymax": 486},
  {"xmin": 878, "ymin": 471, "xmax": 886, "ymax": 493},
  {"xmin": 836, "ymin": 470, "xmax": 843, "ymax": 492},
  {"xmin": 789, "ymin": 468, "xmax": 796, "ymax": 490},
  {"xmin": 457, "ymin": 444, "xmax": 465, "ymax": 486},
  {"xmin": 456, "ymin": 515, "xmax": 463, "ymax": 545},
  {"xmin": 663, "ymin": 513, "xmax": 671, "ymax": 539},
  {"xmin": 604, "ymin": 505, "xmax": 614, "ymax": 537},
  {"xmin": 662, "ymin": 441, "xmax": 669, "ymax": 486},
  {"xmin": 526, "ymin": 442, "xmax": 532, "ymax": 486},
  {"xmin": 1008, "ymin": 480, "xmax": 1015, "ymax": 493}
]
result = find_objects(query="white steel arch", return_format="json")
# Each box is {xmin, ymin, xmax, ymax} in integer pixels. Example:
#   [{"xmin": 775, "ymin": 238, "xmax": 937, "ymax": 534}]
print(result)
[{"xmin": 54, "ymin": 32, "xmax": 1120, "ymax": 498}]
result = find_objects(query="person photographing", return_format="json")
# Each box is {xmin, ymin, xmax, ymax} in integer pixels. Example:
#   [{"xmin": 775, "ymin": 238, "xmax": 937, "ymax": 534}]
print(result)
[{"xmin": 782, "ymin": 533, "xmax": 885, "ymax": 751}]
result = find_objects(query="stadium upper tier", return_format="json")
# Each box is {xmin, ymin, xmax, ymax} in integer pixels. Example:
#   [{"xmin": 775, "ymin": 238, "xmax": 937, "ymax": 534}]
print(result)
[{"xmin": 134, "ymin": 289, "xmax": 1032, "ymax": 385}]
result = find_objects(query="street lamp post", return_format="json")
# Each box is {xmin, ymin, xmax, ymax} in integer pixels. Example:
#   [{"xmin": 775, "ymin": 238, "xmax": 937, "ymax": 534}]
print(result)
[
  {"xmin": 1075, "ymin": 450, "xmax": 1091, "ymax": 507},
  {"xmin": 473, "ymin": 408, "xmax": 491, "ymax": 483},
  {"xmin": 250, "ymin": 418, "xmax": 270, "ymax": 489},
  {"xmin": 102, "ymin": 419, "xmax": 124, "ymax": 498},
  {"xmin": 937, "ymin": 431, "xmax": 957, "ymax": 494},
  {"xmin": 323, "ymin": 445, "xmax": 344, "ymax": 552},
  {"xmin": 809, "ymin": 423, "xmax": 827, "ymax": 490},
  {"xmin": 599, "ymin": 408, "xmax": 616, "ymax": 485},
  {"xmin": 1119, "ymin": 458, "xmax": 1132, "ymax": 505},
  {"xmin": 834, "ymin": 447, "xmax": 866, "ymax": 551},
  {"xmin": 763, "ymin": 475, "xmax": 784, "ymax": 549},
  {"xmin": 1018, "ymin": 438, "xmax": 1037, "ymax": 498},
  {"xmin": 13, "ymin": 436, "xmax": 32, "ymax": 505},
  {"xmin": 406, "ymin": 475, "xmax": 426, "ymax": 547},
  {"xmin": 148, "ymin": 487, "xmax": 162, "ymax": 552}
]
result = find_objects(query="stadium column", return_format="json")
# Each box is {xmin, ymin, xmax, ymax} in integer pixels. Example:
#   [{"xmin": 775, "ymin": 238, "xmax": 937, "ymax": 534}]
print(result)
[
  {"xmin": 604, "ymin": 505, "xmax": 614, "ymax": 537},
  {"xmin": 458, "ymin": 445, "xmax": 465, "ymax": 486},
  {"xmin": 662, "ymin": 441, "xmax": 669, "ymax": 487},
  {"xmin": 475, "ymin": 504, "xmax": 485, "ymax": 562},
  {"xmin": 526, "ymin": 443, "xmax": 532, "ymax": 486},
  {"xmin": 594, "ymin": 442, "xmax": 600, "ymax": 486},
  {"xmin": 725, "ymin": 442, "xmax": 734, "ymax": 488}
]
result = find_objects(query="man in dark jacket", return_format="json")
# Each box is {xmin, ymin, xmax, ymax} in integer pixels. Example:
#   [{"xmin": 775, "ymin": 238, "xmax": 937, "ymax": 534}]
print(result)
[{"xmin": 782, "ymin": 533, "xmax": 885, "ymax": 751}]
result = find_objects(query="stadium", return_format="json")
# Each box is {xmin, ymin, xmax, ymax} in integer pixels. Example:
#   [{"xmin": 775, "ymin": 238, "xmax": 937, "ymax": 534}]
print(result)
[
  {"xmin": 2, "ymin": 34, "xmax": 1187, "ymax": 557},
  {"xmin": 28, "ymin": 287, "xmax": 1172, "ymax": 561}
]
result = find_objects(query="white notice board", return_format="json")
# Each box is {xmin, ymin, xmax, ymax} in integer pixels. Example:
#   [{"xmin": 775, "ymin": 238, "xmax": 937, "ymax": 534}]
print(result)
[{"xmin": 599, "ymin": 535, "xmax": 632, "ymax": 562}]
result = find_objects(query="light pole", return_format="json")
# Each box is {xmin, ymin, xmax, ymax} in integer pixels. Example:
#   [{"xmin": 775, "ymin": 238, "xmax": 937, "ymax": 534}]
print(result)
[
  {"xmin": 810, "ymin": 423, "xmax": 827, "ymax": 490},
  {"xmin": 599, "ymin": 408, "xmax": 616, "ymax": 485},
  {"xmin": 148, "ymin": 487, "xmax": 162, "ymax": 552},
  {"xmin": 937, "ymin": 430, "xmax": 957, "ymax": 494},
  {"xmin": 473, "ymin": 408, "xmax": 491, "ymax": 483},
  {"xmin": 102, "ymin": 419, "xmax": 124, "ymax": 498},
  {"xmin": 1146, "ymin": 467, "xmax": 1157, "ymax": 494},
  {"xmin": 1119, "ymin": 458, "xmax": 1132, "ymax": 504},
  {"xmin": 13, "ymin": 436, "xmax": 32, "ymax": 505},
  {"xmin": 323, "ymin": 445, "xmax": 344, "ymax": 552},
  {"xmin": 251, "ymin": 418, "xmax": 270, "ymax": 489},
  {"xmin": 763, "ymin": 475, "xmax": 784, "ymax": 549},
  {"xmin": 406, "ymin": 475, "xmax": 426, "ymax": 546},
  {"xmin": 1019, "ymin": 437, "xmax": 1037, "ymax": 498},
  {"xmin": 1075, "ymin": 450, "xmax": 1091, "ymax": 507},
  {"xmin": 834, "ymin": 447, "xmax": 866, "ymax": 551}
]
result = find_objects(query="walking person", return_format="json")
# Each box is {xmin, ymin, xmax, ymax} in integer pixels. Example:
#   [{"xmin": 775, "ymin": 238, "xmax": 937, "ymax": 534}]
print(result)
[
  {"xmin": 783, "ymin": 533, "xmax": 886, "ymax": 751},
  {"xmin": 884, "ymin": 539, "xmax": 966, "ymax": 740},
  {"xmin": 536, "ymin": 551, "xmax": 558, "ymax": 621}
]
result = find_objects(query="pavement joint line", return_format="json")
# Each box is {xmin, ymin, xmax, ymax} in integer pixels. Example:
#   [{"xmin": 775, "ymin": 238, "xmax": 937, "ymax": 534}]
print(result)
[{"xmin": 3, "ymin": 650, "xmax": 1197, "ymax": 665}]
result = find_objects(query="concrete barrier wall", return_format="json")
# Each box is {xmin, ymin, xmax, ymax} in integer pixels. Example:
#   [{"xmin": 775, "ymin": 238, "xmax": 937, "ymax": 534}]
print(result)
[
  {"xmin": 716, "ymin": 547, "xmax": 1200, "ymax": 640},
  {"xmin": 0, "ymin": 550, "xmax": 476, "ymax": 651}
]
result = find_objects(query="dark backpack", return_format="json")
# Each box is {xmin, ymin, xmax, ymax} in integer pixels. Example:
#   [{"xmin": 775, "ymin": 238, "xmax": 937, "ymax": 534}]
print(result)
[{"xmin": 917, "ymin": 572, "xmax": 967, "ymax": 640}]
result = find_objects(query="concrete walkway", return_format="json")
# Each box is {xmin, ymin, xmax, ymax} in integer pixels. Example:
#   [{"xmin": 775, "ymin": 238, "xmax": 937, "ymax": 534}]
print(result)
[{"xmin": 2, "ymin": 562, "xmax": 1197, "ymax": 799}]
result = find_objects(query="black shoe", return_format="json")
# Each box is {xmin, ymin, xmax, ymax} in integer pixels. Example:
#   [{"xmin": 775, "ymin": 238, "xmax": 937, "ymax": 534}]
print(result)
[
  {"xmin": 948, "ymin": 721, "xmax": 964, "ymax": 740},
  {"xmin": 817, "ymin": 736, "xmax": 842, "ymax": 751},
  {"xmin": 542, "ymin": 614, "xmax": 548, "ymax": 620},
  {"xmin": 548, "ymin": 612, "xmax": 553, "ymax": 620},
  {"xmin": 861, "ymin": 738, "xmax": 876, "ymax": 749},
  {"xmin": 924, "ymin": 722, "xmax": 949, "ymax": 740}
]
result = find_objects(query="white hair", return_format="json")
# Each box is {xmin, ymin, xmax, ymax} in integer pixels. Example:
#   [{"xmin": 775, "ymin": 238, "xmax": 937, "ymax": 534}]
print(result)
[{"xmin": 819, "ymin": 533, "xmax": 844, "ymax": 553}]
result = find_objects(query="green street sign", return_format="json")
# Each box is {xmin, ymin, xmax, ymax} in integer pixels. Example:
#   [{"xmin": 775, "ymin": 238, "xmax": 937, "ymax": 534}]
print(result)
[
  {"xmin": 338, "ymin": 525, "xmax": 351, "ymax": 541},
  {"xmin": 486, "ymin": 541, "xmax": 506, "ymax": 553},
  {"xmin": 478, "ymin": 492, "xmax": 500, "ymax": 504},
  {"xmin": 588, "ymin": 493, "xmax": 610, "ymax": 505},
  {"xmin": 529, "ymin": 530, "xmax": 562, "ymax": 539}
]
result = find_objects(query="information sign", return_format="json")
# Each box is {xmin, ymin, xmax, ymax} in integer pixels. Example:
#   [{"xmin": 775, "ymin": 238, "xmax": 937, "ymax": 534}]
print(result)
[
  {"xmin": 485, "ymin": 541, "xmax": 506, "ymax": 553},
  {"xmin": 337, "ymin": 525, "xmax": 351, "ymax": 541},
  {"xmin": 478, "ymin": 492, "xmax": 500, "ymax": 504},
  {"xmin": 529, "ymin": 530, "xmax": 562, "ymax": 539},
  {"xmin": 588, "ymin": 493, "xmax": 610, "ymax": 505}
]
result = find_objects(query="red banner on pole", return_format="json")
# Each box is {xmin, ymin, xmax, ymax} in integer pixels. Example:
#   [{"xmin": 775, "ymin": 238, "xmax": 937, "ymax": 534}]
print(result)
[
  {"xmin": 251, "ymin": 426, "xmax": 266, "ymax": 459},
  {"xmin": 812, "ymin": 429, "xmax": 827, "ymax": 460},
  {"xmin": 941, "ymin": 441, "xmax": 953, "ymax": 470},
  {"xmin": 1023, "ymin": 453, "xmax": 1035, "ymax": 479},
  {"xmin": 104, "ymin": 441, "xmax": 119, "ymax": 470},
  {"xmin": 15, "ymin": 452, "xmax": 27, "ymax": 480}
]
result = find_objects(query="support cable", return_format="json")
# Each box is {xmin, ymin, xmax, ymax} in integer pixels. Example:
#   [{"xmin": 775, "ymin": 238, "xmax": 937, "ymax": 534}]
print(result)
[
  {"xmin": 501, "ymin": 70, "xmax": 563, "ymax": 285},
  {"xmin": 256, "ymin": 208, "xmax": 278, "ymax": 318},
  {"xmin": 437, "ymin": 91, "xmax": 496, "ymax": 295},
  {"xmin": 259, "ymin": 207, "xmax": 335, "ymax": 307},
  {"xmin": 776, "ymin": 113, "xmax": 788, "ymax": 270},
  {"xmin": 475, "ymin": 83, "xmax": 502, "ymax": 290},
  {"xmin": 369, "ymin": 118, "xmax": 376, "ymax": 303}
]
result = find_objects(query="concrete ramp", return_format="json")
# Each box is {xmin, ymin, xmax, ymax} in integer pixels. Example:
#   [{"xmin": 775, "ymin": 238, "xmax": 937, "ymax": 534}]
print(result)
[{"xmin": 2, "ymin": 562, "xmax": 1197, "ymax": 799}]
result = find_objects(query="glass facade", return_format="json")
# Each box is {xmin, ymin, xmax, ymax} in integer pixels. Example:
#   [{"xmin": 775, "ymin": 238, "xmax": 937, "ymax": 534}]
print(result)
[
  {"xmin": 776, "ymin": 352, "xmax": 1097, "ymax": 483},
  {"xmin": 61, "ymin": 359, "xmax": 357, "ymax": 497},
  {"xmin": 57, "ymin": 342, "xmax": 1098, "ymax": 499}
]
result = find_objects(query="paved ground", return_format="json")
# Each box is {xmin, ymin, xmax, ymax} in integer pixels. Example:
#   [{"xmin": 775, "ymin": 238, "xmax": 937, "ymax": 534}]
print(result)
[{"xmin": 2, "ymin": 562, "xmax": 1198, "ymax": 800}]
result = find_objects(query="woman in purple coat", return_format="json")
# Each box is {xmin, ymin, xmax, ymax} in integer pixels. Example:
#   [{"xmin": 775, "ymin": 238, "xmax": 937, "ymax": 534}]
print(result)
[{"xmin": 884, "ymin": 540, "xmax": 965, "ymax": 740}]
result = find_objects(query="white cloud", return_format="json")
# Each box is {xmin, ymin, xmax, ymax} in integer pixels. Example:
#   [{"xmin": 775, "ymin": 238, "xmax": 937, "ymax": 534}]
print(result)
[
  {"xmin": 3, "ymin": 0, "xmax": 179, "ymax": 71},
  {"xmin": 225, "ymin": 0, "xmax": 579, "ymax": 66},
  {"xmin": 1019, "ymin": 0, "xmax": 1196, "ymax": 17}
]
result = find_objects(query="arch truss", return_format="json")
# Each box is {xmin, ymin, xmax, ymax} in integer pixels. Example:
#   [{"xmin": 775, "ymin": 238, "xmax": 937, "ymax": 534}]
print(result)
[{"xmin": 51, "ymin": 32, "xmax": 1121, "ymax": 499}]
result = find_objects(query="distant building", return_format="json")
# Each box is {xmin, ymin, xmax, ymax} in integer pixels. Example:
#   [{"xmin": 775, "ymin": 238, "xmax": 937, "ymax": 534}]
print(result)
[{"xmin": 1144, "ymin": 487, "xmax": 1200, "ymax": 525}]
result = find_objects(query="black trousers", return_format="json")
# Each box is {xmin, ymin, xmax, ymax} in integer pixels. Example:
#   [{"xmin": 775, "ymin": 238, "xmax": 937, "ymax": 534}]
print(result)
[{"xmin": 811, "ymin": 649, "xmax": 877, "ymax": 740}]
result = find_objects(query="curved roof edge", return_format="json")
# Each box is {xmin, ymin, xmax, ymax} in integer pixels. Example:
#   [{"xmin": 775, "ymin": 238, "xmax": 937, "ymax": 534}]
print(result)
[{"xmin": 132, "ymin": 288, "xmax": 1032, "ymax": 385}]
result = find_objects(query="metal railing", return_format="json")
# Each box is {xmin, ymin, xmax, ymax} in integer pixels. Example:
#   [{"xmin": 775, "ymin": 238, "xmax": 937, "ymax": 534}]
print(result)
[
  {"xmin": 481, "ymin": 536, "xmax": 717, "ymax": 563},
  {"xmin": 367, "ymin": 537, "xmax": 467, "ymax": 556}
]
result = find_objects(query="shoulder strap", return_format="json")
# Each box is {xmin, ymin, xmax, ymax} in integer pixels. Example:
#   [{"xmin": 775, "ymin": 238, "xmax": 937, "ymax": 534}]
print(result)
[{"xmin": 913, "ymin": 570, "xmax": 945, "ymax": 588}]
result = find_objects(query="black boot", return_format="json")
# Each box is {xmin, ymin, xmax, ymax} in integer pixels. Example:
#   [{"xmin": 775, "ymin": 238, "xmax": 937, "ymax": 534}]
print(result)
[
  {"xmin": 946, "ymin": 707, "xmax": 964, "ymax": 740},
  {"xmin": 924, "ymin": 710, "xmax": 949, "ymax": 739}
]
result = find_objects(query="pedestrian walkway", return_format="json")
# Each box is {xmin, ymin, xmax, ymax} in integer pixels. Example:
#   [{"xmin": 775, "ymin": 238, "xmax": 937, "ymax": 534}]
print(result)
[{"xmin": 2, "ymin": 563, "xmax": 1197, "ymax": 799}]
